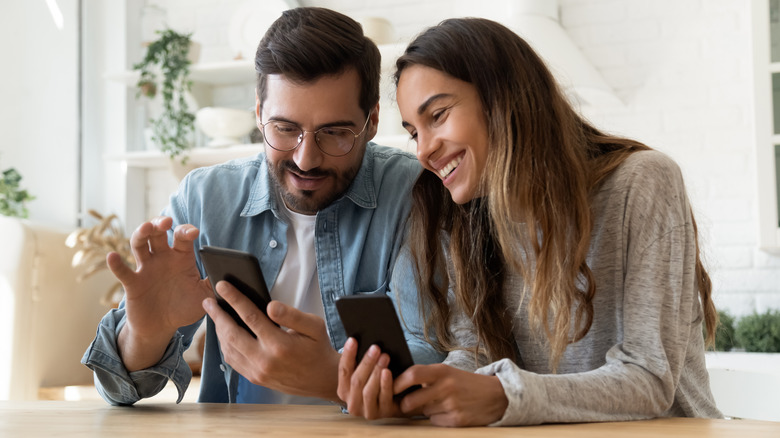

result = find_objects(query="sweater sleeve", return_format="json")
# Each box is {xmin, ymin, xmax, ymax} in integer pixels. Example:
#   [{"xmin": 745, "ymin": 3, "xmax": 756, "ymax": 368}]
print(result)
[
  {"xmin": 478, "ymin": 225, "xmax": 699, "ymax": 425},
  {"xmin": 470, "ymin": 152, "xmax": 719, "ymax": 425}
]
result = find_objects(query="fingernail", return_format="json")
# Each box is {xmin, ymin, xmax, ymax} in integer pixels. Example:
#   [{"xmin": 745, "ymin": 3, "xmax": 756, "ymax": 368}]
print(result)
[
  {"xmin": 367, "ymin": 344, "xmax": 379, "ymax": 358},
  {"xmin": 202, "ymin": 298, "xmax": 213, "ymax": 312},
  {"xmin": 345, "ymin": 337, "xmax": 355, "ymax": 350}
]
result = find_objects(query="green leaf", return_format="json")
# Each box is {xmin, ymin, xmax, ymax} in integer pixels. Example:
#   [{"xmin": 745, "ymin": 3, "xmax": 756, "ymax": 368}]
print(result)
[
  {"xmin": 132, "ymin": 29, "xmax": 195, "ymax": 163},
  {"xmin": 0, "ymin": 166, "xmax": 34, "ymax": 218}
]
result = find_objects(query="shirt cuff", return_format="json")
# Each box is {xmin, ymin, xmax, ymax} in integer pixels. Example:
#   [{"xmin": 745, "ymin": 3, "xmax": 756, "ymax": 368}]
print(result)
[
  {"xmin": 475, "ymin": 358, "xmax": 531, "ymax": 426},
  {"xmin": 81, "ymin": 309, "xmax": 192, "ymax": 404}
]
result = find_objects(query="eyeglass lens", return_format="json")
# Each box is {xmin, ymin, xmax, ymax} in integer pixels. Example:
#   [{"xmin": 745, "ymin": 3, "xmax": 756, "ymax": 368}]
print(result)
[
  {"xmin": 261, "ymin": 112, "xmax": 370, "ymax": 157},
  {"xmin": 263, "ymin": 123, "xmax": 356, "ymax": 156}
]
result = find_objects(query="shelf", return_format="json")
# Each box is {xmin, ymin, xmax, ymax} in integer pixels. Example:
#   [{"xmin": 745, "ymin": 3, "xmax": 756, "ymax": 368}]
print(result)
[
  {"xmin": 105, "ymin": 60, "xmax": 254, "ymax": 86},
  {"xmin": 189, "ymin": 60, "xmax": 254, "ymax": 84},
  {"xmin": 108, "ymin": 144, "xmax": 263, "ymax": 169},
  {"xmin": 107, "ymin": 42, "xmax": 406, "ymax": 87},
  {"xmin": 108, "ymin": 135, "xmax": 414, "ymax": 170}
]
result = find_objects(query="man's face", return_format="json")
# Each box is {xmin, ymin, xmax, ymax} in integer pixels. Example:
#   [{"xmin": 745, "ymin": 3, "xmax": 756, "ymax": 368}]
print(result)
[{"xmin": 257, "ymin": 69, "xmax": 378, "ymax": 215}]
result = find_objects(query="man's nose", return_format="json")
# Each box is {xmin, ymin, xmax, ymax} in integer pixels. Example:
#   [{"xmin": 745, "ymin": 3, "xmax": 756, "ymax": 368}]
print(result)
[{"xmin": 292, "ymin": 131, "xmax": 323, "ymax": 172}]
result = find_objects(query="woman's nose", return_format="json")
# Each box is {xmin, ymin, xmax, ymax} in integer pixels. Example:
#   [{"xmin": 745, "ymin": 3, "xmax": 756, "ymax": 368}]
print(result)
[{"xmin": 414, "ymin": 131, "xmax": 436, "ymax": 165}]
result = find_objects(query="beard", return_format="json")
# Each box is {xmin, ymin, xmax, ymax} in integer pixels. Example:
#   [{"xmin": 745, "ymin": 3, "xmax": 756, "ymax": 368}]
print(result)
[{"xmin": 267, "ymin": 157, "xmax": 362, "ymax": 214}]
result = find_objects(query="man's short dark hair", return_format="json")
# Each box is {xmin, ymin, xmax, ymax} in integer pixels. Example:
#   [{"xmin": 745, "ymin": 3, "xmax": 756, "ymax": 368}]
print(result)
[{"xmin": 255, "ymin": 7, "xmax": 381, "ymax": 117}]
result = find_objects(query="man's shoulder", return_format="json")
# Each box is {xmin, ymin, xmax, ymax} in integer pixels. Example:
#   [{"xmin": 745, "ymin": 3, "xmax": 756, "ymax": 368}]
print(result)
[
  {"xmin": 365, "ymin": 143, "xmax": 422, "ymax": 180},
  {"xmin": 185, "ymin": 154, "xmax": 265, "ymax": 186}
]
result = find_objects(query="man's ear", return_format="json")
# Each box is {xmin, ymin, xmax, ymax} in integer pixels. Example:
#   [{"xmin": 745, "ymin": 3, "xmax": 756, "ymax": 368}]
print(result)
[
  {"xmin": 366, "ymin": 102, "xmax": 380, "ymax": 141},
  {"xmin": 254, "ymin": 88, "xmax": 261, "ymax": 122}
]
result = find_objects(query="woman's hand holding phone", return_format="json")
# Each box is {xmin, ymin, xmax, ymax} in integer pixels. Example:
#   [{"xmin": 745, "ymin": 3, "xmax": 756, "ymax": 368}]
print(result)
[{"xmin": 337, "ymin": 337, "xmax": 408, "ymax": 419}]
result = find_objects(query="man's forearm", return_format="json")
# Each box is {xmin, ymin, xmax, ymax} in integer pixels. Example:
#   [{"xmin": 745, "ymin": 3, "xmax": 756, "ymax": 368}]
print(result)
[{"xmin": 117, "ymin": 323, "xmax": 178, "ymax": 372}]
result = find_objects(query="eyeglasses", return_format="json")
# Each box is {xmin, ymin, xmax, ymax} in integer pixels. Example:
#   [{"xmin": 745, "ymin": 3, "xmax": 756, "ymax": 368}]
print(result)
[{"xmin": 259, "ymin": 111, "xmax": 372, "ymax": 157}]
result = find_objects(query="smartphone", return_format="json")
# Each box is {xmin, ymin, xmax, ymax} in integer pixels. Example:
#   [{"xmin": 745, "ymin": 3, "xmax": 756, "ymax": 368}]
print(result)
[
  {"xmin": 336, "ymin": 294, "xmax": 420, "ymax": 398},
  {"xmin": 199, "ymin": 246, "xmax": 275, "ymax": 336}
]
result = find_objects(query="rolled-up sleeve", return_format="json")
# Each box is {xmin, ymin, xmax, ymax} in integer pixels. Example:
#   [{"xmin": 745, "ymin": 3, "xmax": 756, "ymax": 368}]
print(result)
[{"xmin": 81, "ymin": 304, "xmax": 193, "ymax": 405}]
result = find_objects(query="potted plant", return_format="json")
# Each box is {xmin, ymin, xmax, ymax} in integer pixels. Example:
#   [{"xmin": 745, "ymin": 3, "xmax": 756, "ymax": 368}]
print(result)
[
  {"xmin": 0, "ymin": 166, "xmax": 35, "ymax": 218},
  {"xmin": 705, "ymin": 308, "xmax": 780, "ymax": 421},
  {"xmin": 134, "ymin": 29, "xmax": 197, "ymax": 163},
  {"xmin": 65, "ymin": 209, "xmax": 134, "ymax": 307}
]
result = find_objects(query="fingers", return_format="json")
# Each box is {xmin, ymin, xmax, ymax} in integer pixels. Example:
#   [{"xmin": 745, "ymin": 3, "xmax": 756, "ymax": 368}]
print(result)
[
  {"xmin": 344, "ymin": 344, "xmax": 382, "ymax": 416},
  {"xmin": 202, "ymin": 296, "xmax": 252, "ymax": 367},
  {"xmin": 362, "ymin": 353, "xmax": 390, "ymax": 420},
  {"xmin": 395, "ymin": 364, "xmax": 442, "ymax": 414},
  {"xmin": 337, "ymin": 337, "xmax": 358, "ymax": 403},
  {"xmin": 266, "ymin": 301, "xmax": 325, "ymax": 339},
  {"xmin": 146, "ymin": 216, "xmax": 174, "ymax": 254},
  {"xmin": 171, "ymin": 224, "xmax": 199, "ymax": 252},
  {"xmin": 215, "ymin": 280, "xmax": 276, "ymax": 336},
  {"xmin": 106, "ymin": 251, "xmax": 135, "ymax": 285},
  {"xmin": 377, "ymin": 368, "xmax": 396, "ymax": 415},
  {"xmin": 129, "ymin": 217, "xmax": 173, "ymax": 265},
  {"xmin": 394, "ymin": 364, "xmax": 434, "ymax": 395}
]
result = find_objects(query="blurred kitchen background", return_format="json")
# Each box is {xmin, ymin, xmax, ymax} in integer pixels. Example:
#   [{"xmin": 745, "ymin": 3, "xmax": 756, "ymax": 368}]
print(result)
[{"xmin": 1, "ymin": 0, "xmax": 779, "ymax": 404}]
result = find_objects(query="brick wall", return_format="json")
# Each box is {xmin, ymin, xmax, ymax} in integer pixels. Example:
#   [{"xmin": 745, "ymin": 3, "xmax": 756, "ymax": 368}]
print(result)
[{"xmin": 148, "ymin": 0, "xmax": 780, "ymax": 316}]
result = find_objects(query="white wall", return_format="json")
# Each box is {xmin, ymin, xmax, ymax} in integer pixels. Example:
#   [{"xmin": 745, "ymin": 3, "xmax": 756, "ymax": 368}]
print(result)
[
  {"xmin": 0, "ymin": 0, "xmax": 80, "ymax": 229},
  {"xmin": 557, "ymin": 0, "xmax": 780, "ymax": 316},
  {"xmin": 140, "ymin": 0, "xmax": 780, "ymax": 316}
]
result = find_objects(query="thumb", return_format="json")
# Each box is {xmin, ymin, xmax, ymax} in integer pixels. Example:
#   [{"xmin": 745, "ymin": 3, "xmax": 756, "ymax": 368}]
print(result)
[
  {"xmin": 267, "ymin": 301, "xmax": 324, "ymax": 338},
  {"xmin": 106, "ymin": 251, "xmax": 135, "ymax": 285}
]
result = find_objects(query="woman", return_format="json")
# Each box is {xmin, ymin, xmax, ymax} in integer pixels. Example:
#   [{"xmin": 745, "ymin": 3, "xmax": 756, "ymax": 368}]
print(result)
[{"xmin": 337, "ymin": 17, "xmax": 722, "ymax": 427}]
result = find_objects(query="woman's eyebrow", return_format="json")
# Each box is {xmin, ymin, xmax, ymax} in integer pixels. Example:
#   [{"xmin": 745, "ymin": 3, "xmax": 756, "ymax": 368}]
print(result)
[{"xmin": 416, "ymin": 93, "xmax": 453, "ymax": 115}]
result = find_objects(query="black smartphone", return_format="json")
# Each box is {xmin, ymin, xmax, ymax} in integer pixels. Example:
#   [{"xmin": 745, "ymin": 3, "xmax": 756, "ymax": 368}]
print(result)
[
  {"xmin": 199, "ymin": 246, "xmax": 275, "ymax": 336},
  {"xmin": 335, "ymin": 294, "xmax": 420, "ymax": 398}
]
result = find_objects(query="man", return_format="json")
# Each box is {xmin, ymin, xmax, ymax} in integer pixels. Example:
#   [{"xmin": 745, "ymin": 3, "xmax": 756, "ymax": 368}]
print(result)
[{"xmin": 82, "ymin": 7, "xmax": 442, "ymax": 405}]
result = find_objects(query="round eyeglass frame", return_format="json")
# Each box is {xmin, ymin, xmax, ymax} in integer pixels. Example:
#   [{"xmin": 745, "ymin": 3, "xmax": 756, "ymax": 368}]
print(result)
[{"xmin": 259, "ymin": 111, "xmax": 372, "ymax": 157}]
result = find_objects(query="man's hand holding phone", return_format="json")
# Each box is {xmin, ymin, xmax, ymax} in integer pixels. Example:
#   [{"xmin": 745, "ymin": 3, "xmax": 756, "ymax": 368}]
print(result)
[{"xmin": 200, "ymin": 247, "xmax": 342, "ymax": 402}]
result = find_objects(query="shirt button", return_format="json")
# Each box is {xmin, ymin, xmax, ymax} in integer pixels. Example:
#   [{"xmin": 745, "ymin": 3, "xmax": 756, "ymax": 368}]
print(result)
[
  {"xmin": 219, "ymin": 364, "xmax": 226, "ymax": 372},
  {"xmin": 269, "ymin": 239, "xmax": 278, "ymax": 248}
]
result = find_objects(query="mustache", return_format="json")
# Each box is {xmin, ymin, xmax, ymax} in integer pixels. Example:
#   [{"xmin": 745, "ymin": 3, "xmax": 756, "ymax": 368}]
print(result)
[{"xmin": 280, "ymin": 160, "xmax": 333, "ymax": 178}]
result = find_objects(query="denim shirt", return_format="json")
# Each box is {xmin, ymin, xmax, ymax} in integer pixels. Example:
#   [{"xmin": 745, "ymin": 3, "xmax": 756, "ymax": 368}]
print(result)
[{"xmin": 81, "ymin": 143, "xmax": 445, "ymax": 405}]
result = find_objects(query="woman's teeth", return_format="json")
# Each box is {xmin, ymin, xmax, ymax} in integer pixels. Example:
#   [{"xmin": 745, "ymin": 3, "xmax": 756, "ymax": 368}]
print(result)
[{"xmin": 438, "ymin": 155, "xmax": 463, "ymax": 178}]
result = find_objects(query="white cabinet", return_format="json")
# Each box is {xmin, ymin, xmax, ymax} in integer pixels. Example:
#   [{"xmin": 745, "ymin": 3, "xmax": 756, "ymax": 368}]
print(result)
[{"xmin": 753, "ymin": 0, "xmax": 780, "ymax": 253}]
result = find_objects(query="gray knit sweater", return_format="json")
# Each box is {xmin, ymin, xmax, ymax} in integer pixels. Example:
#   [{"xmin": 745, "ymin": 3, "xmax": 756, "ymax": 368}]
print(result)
[{"xmin": 443, "ymin": 150, "xmax": 723, "ymax": 426}]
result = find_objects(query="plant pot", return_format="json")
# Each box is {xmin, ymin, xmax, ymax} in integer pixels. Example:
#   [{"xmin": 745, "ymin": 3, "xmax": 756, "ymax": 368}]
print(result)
[{"xmin": 705, "ymin": 351, "xmax": 780, "ymax": 421}]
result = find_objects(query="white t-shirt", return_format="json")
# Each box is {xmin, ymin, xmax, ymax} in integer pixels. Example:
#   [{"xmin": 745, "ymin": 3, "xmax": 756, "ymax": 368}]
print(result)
[
  {"xmin": 270, "ymin": 201, "xmax": 325, "ymax": 320},
  {"xmin": 239, "ymin": 199, "xmax": 329, "ymax": 405}
]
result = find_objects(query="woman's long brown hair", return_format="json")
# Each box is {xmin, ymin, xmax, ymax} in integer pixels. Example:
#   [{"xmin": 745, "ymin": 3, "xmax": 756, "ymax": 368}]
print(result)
[{"xmin": 395, "ymin": 18, "xmax": 717, "ymax": 370}]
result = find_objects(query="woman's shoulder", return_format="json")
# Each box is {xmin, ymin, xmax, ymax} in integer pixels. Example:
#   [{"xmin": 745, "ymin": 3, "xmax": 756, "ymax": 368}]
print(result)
[
  {"xmin": 594, "ymin": 148, "xmax": 692, "ymax": 232},
  {"xmin": 617, "ymin": 149, "xmax": 682, "ymax": 180},
  {"xmin": 603, "ymin": 149, "xmax": 685, "ymax": 196}
]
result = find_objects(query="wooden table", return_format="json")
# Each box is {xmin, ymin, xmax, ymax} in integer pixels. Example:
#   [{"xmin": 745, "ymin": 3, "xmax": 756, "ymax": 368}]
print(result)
[{"xmin": 1, "ymin": 400, "xmax": 779, "ymax": 437}]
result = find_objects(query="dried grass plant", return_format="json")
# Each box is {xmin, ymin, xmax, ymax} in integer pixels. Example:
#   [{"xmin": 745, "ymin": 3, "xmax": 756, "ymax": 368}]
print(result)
[{"xmin": 65, "ymin": 210, "xmax": 135, "ymax": 307}]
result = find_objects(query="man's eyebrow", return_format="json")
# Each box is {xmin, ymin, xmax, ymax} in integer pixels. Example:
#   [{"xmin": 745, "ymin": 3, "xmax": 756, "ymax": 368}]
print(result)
[
  {"xmin": 417, "ymin": 93, "xmax": 453, "ymax": 115},
  {"xmin": 264, "ymin": 116, "xmax": 358, "ymax": 129}
]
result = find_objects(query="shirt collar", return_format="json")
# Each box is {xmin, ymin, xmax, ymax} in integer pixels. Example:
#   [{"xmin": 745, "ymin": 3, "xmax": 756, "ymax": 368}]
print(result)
[{"xmin": 240, "ymin": 143, "xmax": 378, "ymax": 217}]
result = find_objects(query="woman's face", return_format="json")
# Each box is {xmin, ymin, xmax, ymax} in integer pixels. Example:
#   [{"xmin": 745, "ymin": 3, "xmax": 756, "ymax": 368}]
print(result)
[{"xmin": 396, "ymin": 64, "xmax": 489, "ymax": 204}]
